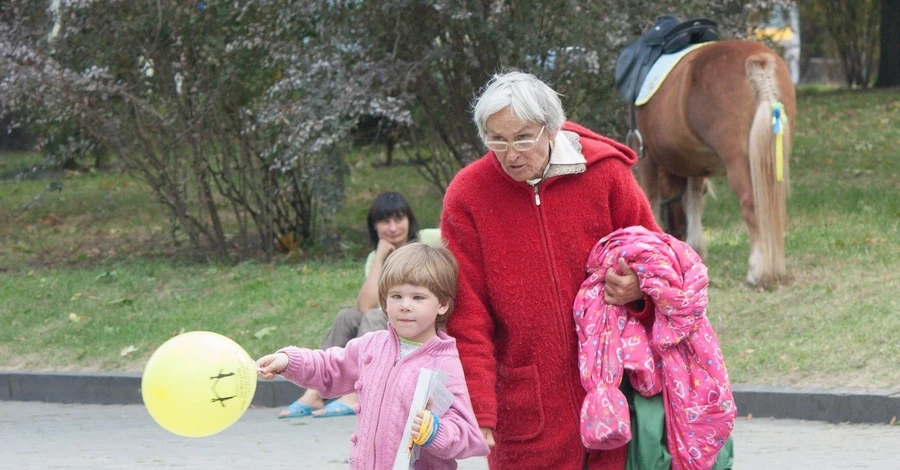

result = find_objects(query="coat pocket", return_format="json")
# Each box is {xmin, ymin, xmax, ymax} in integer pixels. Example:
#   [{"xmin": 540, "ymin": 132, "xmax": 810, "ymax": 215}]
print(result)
[{"xmin": 495, "ymin": 363, "xmax": 545, "ymax": 441}]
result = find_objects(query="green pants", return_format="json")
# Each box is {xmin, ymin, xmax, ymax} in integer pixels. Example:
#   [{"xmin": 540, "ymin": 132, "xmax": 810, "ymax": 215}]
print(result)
[{"xmin": 623, "ymin": 380, "xmax": 734, "ymax": 470}]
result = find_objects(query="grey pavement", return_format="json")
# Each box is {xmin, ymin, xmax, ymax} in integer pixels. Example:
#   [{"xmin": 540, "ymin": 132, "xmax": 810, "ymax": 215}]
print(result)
[
  {"xmin": 2, "ymin": 401, "xmax": 900, "ymax": 469},
  {"xmin": 3, "ymin": 371, "xmax": 900, "ymax": 425}
]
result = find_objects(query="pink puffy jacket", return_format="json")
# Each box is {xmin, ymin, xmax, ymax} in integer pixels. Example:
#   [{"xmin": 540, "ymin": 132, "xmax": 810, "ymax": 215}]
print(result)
[{"xmin": 573, "ymin": 226, "xmax": 736, "ymax": 470}]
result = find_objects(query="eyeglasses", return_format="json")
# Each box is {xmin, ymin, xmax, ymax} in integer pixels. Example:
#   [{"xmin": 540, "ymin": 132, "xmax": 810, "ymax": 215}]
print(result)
[{"xmin": 484, "ymin": 126, "xmax": 545, "ymax": 153}]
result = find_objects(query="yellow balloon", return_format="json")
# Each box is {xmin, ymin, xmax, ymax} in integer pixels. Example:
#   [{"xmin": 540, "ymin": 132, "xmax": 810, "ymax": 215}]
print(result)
[{"xmin": 141, "ymin": 331, "xmax": 257, "ymax": 437}]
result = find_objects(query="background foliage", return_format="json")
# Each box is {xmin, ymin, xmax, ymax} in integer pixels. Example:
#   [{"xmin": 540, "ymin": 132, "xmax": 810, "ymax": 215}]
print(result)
[
  {"xmin": 1, "ymin": 0, "xmax": 790, "ymax": 258},
  {"xmin": 2, "ymin": 88, "xmax": 898, "ymax": 389},
  {"xmin": 1, "ymin": 1, "xmax": 898, "ymax": 388},
  {"xmin": 0, "ymin": 0, "xmax": 401, "ymax": 260}
]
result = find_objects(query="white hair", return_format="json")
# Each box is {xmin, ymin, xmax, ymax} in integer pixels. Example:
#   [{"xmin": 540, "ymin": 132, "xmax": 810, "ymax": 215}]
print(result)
[{"xmin": 471, "ymin": 71, "xmax": 566, "ymax": 141}]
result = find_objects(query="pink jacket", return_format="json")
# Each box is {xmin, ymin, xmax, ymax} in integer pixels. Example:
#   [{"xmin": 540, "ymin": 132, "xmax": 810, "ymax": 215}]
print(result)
[
  {"xmin": 573, "ymin": 226, "xmax": 735, "ymax": 470},
  {"xmin": 279, "ymin": 327, "xmax": 489, "ymax": 469}
]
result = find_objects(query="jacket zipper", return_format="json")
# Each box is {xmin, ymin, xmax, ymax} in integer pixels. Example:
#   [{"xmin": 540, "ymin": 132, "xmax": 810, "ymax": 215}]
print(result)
[
  {"xmin": 371, "ymin": 347, "xmax": 400, "ymax": 465},
  {"xmin": 370, "ymin": 335, "xmax": 439, "ymax": 466},
  {"xmin": 530, "ymin": 180, "xmax": 583, "ymax": 417}
]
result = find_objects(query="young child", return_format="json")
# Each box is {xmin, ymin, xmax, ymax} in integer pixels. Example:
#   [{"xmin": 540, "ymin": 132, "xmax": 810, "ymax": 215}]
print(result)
[{"xmin": 257, "ymin": 243, "xmax": 489, "ymax": 469}]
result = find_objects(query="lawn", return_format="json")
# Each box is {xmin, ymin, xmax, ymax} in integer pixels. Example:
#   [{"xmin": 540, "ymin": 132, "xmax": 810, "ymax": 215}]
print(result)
[{"xmin": 1, "ymin": 87, "xmax": 898, "ymax": 388}]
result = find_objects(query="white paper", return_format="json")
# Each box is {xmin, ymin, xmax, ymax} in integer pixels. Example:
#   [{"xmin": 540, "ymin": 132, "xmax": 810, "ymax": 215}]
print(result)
[{"xmin": 392, "ymin": 368, "xmax": 452, "ymax": 470}]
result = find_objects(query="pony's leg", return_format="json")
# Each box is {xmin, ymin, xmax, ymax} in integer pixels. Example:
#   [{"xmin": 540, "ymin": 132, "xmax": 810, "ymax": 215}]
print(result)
[
  {"xmin": 721, "ymin": 155, "xmax": 762, "ymax": 286},
  {"xmin": 658, "ymin": 170, "xmax": 687, "ymax": 240},
  {"xmin": 636, "ymin": 154, "xmax": 662, "ymax": 223},
  {"xmin": 684, "ymin": 176, "xmax": 707, "ymax": 259}
]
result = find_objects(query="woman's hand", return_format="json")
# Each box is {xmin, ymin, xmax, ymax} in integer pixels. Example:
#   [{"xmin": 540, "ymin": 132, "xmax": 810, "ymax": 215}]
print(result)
[
  {"xmin": 604, "ymin": 258, "xmax": 644, "ymax": 305},
  {"xmin": 375, "ymin": 238, "xmax": 398, "ymax": 261},
  {"xmin": 480, "ymin": 427, "xmax": 496, "ymax": 448},
  {"xmin": 256, "ymin": 352, "xmax": 289, "ymax": 380}
]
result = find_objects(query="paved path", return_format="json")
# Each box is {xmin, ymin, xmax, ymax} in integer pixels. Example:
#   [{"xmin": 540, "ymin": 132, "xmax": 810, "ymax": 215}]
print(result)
[{"xmin": 2, "ymin": 401, "xmax": 898, "ymax": 469}]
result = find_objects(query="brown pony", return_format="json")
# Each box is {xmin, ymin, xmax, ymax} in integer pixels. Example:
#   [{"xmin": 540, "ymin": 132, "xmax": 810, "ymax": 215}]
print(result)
[{"xmin": 634, "ymin": 40, "xmax": 796, "ymax": 288}]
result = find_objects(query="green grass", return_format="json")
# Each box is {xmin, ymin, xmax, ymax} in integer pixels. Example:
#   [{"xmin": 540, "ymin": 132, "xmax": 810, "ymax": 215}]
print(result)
[
  {"xmin": 702, "ymin": 87, "xmax": 900, "ymax": 387},
  {"xmin": 0, "ymin": 147, "xmax": 443, "ymax": 371},
  {"xmin": 1, "ymin": 88, "xmax": 899, "ymax": 389},
  {"xmin": 0, "ymin": 260, "xmax": 359, "ymax": 370}
]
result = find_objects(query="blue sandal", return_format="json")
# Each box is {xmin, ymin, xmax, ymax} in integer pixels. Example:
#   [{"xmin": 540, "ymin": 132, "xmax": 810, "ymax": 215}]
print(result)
[
  {"xmin": 279, "ymin": 401, "xmax": 314, "ymax": 419},
  {"xmin": 313, "ymin": 400, "xmax": 357, "ymax": 418}
]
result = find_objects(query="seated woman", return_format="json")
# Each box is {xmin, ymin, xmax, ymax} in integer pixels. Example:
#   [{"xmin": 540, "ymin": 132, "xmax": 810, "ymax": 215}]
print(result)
[{"xmin": 280, "ymin": 191, "xmax": 440, "ymax": 418}]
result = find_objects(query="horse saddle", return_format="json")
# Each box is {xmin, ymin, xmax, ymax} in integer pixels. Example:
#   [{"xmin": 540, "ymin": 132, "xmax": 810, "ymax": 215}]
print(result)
[{"xmin": 615, "ymin": 15, "xmax": 719, "ymax": 104}]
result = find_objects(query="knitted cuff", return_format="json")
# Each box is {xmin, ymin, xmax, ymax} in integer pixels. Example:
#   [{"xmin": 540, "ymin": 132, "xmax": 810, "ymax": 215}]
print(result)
[{"xmin": 423, "ymin": 413, "xmax": 440, "ymax": 447}]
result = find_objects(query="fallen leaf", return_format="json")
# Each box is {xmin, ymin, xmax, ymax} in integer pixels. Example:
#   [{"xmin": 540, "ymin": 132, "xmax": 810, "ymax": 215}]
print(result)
[
  {"xmin": 68, "ymin": 312, "xmax": 86, "ymax": 323},
  {"xmin": 95, "ymin": 271, "xmax": 116, "ymax": 282},
  {"xmin": 890, "ymin": 416, "xmax": 897, "ymax": 426},
  {"xmin": 276, "ymin": 232, "xmax": 301, "ymax": 254},
  {"xmin": 254, "ymin": 326, "xmax": 277, "ymax": 339},
  {"xmin": 120, "ymin": 345, "xmax": 139, "ymax": 357},
  {"xmin": 39, "ymin": 214, "xmax": 63, "ymax": 226},
  {"xmin": 746, "ymin": 413, "xmax": 753, "ymax": 420},
  {"xmin": 107, "ymin": 297, "xmax": 133, "ymax": 306}
]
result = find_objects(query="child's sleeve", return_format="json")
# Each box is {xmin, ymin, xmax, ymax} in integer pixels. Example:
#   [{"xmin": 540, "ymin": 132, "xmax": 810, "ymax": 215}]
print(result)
[
  {"xmin": 423, "ymin": 357, "xmax": 490, "ymax": 460},
  {"xmin": 277, "ymin": 337, "xmax": 364, "ymax": 399}
]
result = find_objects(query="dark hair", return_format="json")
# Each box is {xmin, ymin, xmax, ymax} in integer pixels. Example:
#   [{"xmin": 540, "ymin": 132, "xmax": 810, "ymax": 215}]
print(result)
[{"xmin": 366, "ymin": 192, "xmax": 419, "ymax": 249}]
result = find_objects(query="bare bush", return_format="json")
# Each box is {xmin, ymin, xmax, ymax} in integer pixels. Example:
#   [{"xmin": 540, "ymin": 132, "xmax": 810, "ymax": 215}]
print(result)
[
  {"xmin": 334, "ymin": 0, "xmax": 791, "ymax": 191},
  {"xmin": 0, "ymin": 0, "xmax": 398, "ymax": 260}
]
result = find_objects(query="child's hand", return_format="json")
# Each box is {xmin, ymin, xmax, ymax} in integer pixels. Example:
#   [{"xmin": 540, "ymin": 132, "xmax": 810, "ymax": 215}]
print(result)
[
  {"xmin": 410, "ymin": 397, "xmax": 434, "ymax": 441},
  {"xmin": 256, "ymin": 352, "xmax": 289, "ymax": 379},
  {"xmin": 410, "ymin": 398, "xmax": 438, "ymax": 447},
  {"xmin": 411, "ymin": 409, "xmax": 427, "ymax": 441}
]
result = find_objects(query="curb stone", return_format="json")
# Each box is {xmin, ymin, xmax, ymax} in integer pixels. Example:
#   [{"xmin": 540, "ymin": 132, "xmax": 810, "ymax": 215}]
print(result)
[
  {"xmin": 2, "ymin": 371, "xmax": 899, "ymax": 424},
  {"xmin": 0, "ymin": 370, "xmax": 298, "ymax": 409},
  {"xmin": 732, "ymin": 384, "xmax": 900, "ymax": 424}
]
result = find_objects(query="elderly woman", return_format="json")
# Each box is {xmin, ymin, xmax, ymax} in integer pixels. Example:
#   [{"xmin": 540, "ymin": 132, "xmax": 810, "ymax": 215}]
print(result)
[{"xmin": 441, "ymin": 71, "xmax": 661, "ymax": 470}]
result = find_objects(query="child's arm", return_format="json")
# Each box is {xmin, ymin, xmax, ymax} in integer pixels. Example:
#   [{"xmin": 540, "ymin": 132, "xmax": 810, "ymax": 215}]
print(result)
[{"xmin": 260, "ymin": 336, "xmax": 366, "ymax": 399}]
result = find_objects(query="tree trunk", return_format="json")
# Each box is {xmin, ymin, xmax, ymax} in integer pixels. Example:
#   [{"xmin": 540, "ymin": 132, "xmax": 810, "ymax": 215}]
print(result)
[
  {"xmin": 60, "ymin": 157, "xmax": 83, "ymax": 171},
  {"xmin": 384, "ymin": 135, "xmax": 395, "ymax": 167},
  {"xmin": 875, "ymin": 0, "xmax": 900, "ymax": 87},
  {"xmin": 94, "ymin": 152, "xmax": 112, "ymax": 170}
]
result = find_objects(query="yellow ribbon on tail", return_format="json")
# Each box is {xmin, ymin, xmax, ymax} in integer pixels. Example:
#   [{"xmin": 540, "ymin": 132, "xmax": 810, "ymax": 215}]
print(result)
[{"xmin": 772, "ymin": 101, "xmax": 787, "ymax": 182}]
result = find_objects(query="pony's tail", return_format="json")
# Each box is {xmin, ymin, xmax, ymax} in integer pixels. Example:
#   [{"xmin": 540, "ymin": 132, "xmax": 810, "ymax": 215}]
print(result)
[{"xmin": 745, "ymin": 53, "xmax": 790, "ymax": 287}]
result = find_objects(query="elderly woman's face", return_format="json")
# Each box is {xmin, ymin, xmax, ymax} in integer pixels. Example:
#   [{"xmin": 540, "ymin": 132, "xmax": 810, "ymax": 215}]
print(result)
[{"xmin": 484, "ymin": 107, "xmax": 553, "ymax": 182}]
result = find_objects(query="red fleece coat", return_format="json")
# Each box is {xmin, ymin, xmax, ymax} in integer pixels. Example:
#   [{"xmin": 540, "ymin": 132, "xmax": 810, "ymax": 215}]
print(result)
[{"xmin": 442, "ymin": 122, "xmax": 660, "ymax": 470}]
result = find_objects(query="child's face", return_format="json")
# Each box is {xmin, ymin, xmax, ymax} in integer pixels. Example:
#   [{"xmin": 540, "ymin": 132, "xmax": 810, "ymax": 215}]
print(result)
[{"xmin": 384, "ymin": 283, "xmax": 448, "ymax": 343}]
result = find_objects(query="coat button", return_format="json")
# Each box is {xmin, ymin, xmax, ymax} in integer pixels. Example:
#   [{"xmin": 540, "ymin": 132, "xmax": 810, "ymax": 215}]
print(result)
[
  {"xmin": 363, "ymin": 354, "xmax": 374, "ymax": 364},
  {"xmin": 354, "ymin": 380, "xmax": 362, "ymax": 391},
  {"xmin": 350, "ymin": 433, "xmax": 358, "ymax": 444},
  {"xmin": 353, "ymin": 404, "xmax": 361, "ymax": 414}
]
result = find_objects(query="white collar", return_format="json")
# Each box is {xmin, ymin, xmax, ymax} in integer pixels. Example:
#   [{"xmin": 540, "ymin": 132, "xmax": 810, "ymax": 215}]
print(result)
[{"xmin": 527, "ymin": 130, "xmax": 587, "ymax": 185}]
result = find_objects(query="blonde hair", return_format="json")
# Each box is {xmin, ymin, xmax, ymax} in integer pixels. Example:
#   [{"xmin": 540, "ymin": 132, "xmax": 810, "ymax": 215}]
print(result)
[{"xmin": 378, "ymin": 243, "xmax": 458, "ymax": 328}]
